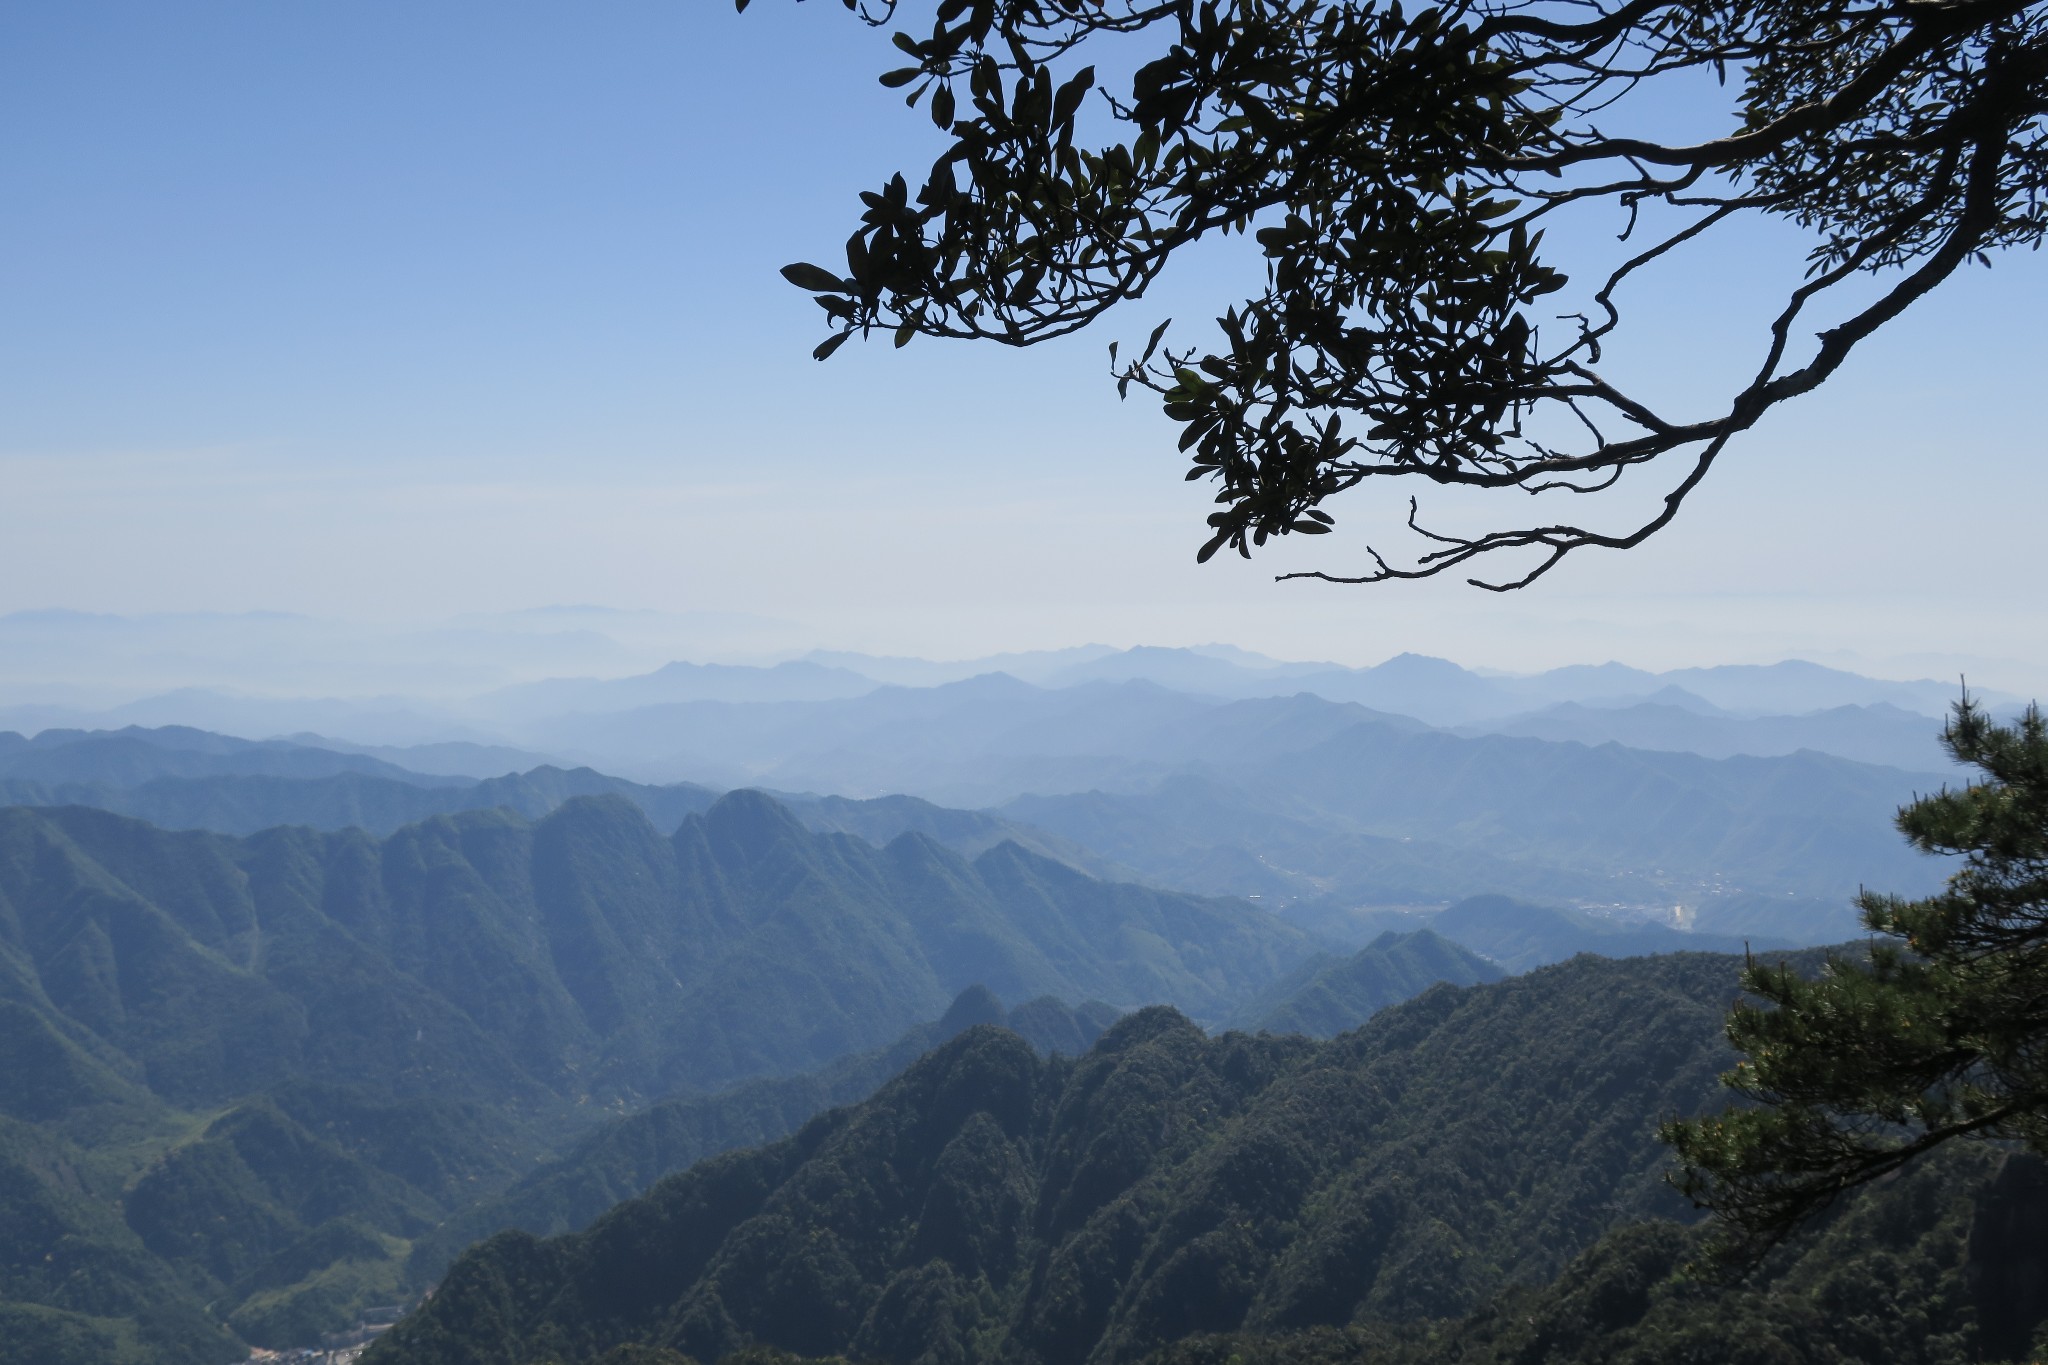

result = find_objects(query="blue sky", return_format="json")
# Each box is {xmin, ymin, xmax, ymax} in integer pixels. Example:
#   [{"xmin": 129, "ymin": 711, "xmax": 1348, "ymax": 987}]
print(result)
[{"xmin": 4, "ymin": 1, "xmax": 2045, "ymax": 690}]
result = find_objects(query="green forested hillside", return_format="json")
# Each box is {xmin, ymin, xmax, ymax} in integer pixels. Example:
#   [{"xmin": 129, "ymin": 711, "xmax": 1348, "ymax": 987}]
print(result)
[
  {"xmin": 366, "ymin": 953, "xmax": 1754, "ymax": 1365},
  {"xmin": 1225, "ymin": 929, "xmax": 1503, "ymax": 1037},
  {"xmin": 405, "ymin": 987, "xmax": 1120, "ymax": 1282},
  {"xmin": 0, "ymin": 791, "xmax": 1307, "ymax": 1099},
  {"xmin": 1147, "ymin": 1146, "xmax": 2044, "ymax": 1365},
  {"xmin": 0, "ymin": 793, "xmax": 1305, "ymax": 1358}
]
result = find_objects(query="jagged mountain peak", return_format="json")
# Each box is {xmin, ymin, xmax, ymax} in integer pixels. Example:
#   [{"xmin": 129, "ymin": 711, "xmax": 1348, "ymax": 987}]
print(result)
[{"xmin": 937, "ymin": 984, "xmax": 1008, "ymax": 1037}]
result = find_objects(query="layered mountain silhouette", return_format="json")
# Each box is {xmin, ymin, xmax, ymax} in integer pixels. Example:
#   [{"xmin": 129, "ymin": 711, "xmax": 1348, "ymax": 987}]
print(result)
[
  {"xmin": 1461, "ymin": 696, "xmax": 1954, "ymax": 771},
  {"xmin": 1285, "ymin": 895, "xmax": 1796, "ymax": 972},
  {"xmin": 1, "ymin": 709, "xmax": 1951, "ymax": 920},
  {"xmin": 0, "ymin": 644, "xmax": 2023, "ymax": 1365}
]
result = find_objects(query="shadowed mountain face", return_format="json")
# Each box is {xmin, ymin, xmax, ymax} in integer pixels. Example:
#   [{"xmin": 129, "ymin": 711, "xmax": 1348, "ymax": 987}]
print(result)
[
  {"xmin": 365, "ymin": 953, "xmax": 1749, "ymax": 1365},
  {"xmin": 1141, "ymin": 1143, "xmax": 2038, "ymax": 1365}
]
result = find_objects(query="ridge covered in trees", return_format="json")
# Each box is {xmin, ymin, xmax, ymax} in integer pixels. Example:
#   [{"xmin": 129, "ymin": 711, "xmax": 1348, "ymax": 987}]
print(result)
[
  {"xmin": 368, "ymin": 947, "xmax": 2048, "ymax": 1365},
  {"xmin": 368, "ymin": 952, "xmax": 1767, "ymax": 1365},
  {"xmin": 0, "ymin": 792, "xmax": 1313, "ymax": 1359}
]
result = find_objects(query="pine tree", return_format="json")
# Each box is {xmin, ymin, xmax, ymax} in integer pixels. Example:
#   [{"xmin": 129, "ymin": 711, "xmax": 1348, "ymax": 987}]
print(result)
[{"xmin": 1664, "ymin": 697, "xmax": 2048, "ymax": 1258}]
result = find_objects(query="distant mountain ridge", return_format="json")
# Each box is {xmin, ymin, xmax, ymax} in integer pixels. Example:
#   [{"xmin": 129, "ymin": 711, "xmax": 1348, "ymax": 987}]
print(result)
[
  {"xmin": 1000, "ymin": 718, "xmax": 1947, "ymax": 906},
  {"xmin": 783, "ymin": 647, "xmax": 1997, "ymax": 723},
  {"xmin": 473, "ymin": 659, "xmax": 880, "ymax": 722},
  {"xmin": 0, "ymin": 761, "xmax": 722, "ymax": 840},
  {"xmin": 1224, "ymin": 928, "xmax": 1505, "ymax": 1036},
  {"xmin": 1283, "ymin": 895, "xmax": 1796, "ymax": 972},
  {"xmin": 6, "ymin": 645, "xmax": 2009, "ymax": 761},
  {"xmin": 1461, "ymin": 697, "xmax": 1957, "ymax": 771},
  {"xmin": 0, "ymin": 724, "xmax": 464, "ymax": 786},
  {"xmin": 0, "ymin": 713, "xmax": 1951, "ymax": 917}
]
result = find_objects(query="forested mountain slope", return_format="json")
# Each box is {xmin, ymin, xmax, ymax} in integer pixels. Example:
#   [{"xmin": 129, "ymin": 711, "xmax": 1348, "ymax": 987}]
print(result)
[
  {"xmin": 367, "ymin": 953, "xmax": 1752, "ymax": 1365},
  {"xmin": 0, "ymin": 789, "xmax": 1308, "ymax": 1099},
  {"xmin": 1148, "ymin": 1146, "xmax": 2046, "ymax": 1365},
  {"xmin": 405, "ymin": 987, "xmax": 1121, "ymax": 1282},
  {"xmin": 0, "ymin": 794, "xmax": 1311, "ymax": 1360},
  {"xmin": 1224, "ymin": 929, "xmax": 1503, "ymax": 1037}
]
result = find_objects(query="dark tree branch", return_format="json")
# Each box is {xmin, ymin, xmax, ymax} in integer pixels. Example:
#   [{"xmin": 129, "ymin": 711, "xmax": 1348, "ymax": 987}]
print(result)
[{"xmin": 767, "ymin": 0, "xmax": 2048, "ymax": 585}]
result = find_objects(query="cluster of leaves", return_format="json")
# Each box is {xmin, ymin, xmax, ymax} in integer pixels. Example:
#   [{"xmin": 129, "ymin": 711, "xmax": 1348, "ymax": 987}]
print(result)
[
  {"xmin": 1666, "ymin": 698, "xmax": 2048, "ymax": 1260},
  {"xmin": 772, "ymin": 0, "xmax": 2048, "ymax": 586}
]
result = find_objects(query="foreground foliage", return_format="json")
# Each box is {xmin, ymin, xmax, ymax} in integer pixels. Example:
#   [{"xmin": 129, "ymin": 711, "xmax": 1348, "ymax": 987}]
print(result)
[
  {"xmin": 1667, "ymin": 700, "xmax": 2048, "ymax": 1256},
  {"xmin": 773, "ymin": 0, "xmax": 2048, "ymax": 585}
]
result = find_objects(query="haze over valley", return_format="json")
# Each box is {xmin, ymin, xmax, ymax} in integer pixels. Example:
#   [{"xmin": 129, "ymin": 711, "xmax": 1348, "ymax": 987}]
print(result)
[
  {"xmin": 11, "ymin": 2, "xmax": 2048, "ymax": 1359},
  {"xmin": 5, "ymin": 626, "xmax": 2030, "ymax": 1359}
]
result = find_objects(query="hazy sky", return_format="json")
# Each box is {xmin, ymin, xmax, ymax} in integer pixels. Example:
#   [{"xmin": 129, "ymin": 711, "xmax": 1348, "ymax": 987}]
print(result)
[{"xmin": 5, "ymin": 2, "xmax": 2046, "ymax": 691}]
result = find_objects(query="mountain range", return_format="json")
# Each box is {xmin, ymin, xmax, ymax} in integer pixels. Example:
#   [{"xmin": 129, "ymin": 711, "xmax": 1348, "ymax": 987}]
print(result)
[
  {"xmin": 2, "ymin": 645, "xmax": 2009, "ymax": 764},
  {"xmin": 0, "ymin": 641, "xmax": 2031, "ymax": 1365},
  {"xmin": 1222, "ymin": 928, "xmax": 1504, "ymax": 1036},
  {"xmin": 0, "ymin": 694, "xmax": 1956, "ymax": 929},
  {"xmin": 0, "ymin": 790, "xmax": 1332, "ymax": 1359},
  {"xmin": 362, "ymin": 948, "xmax": 2018, "ymax": 1365},
  {"xmin": 365, "ymin": 950, "xmax": 2048, "ymax": 1365}
]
